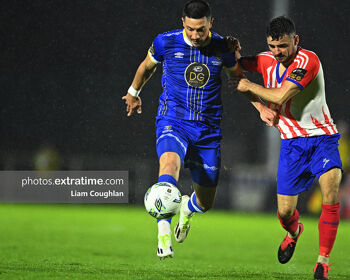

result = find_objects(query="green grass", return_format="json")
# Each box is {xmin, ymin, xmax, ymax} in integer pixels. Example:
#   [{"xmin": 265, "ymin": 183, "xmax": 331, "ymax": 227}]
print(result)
[{"xmin": 0, "ymin": 205, "xmax": 349, "ymax": 279}]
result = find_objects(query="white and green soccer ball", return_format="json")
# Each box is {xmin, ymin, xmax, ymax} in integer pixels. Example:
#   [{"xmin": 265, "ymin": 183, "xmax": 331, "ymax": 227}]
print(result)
[{"xmin": 144, "ymin": 182, "xmax": 182, "ymax": 219}]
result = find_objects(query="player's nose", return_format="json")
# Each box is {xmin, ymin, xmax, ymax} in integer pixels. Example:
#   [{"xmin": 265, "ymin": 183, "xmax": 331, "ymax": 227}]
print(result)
[
  {"xmin": 273, "ymin": 49, "xmax": 281, "ymax": 56},
  {"xmin": 274, "ymin": 47, "xmax": 281, "ymax": 54},
  {"xmin": 192, "ymin": 32, "xmax": 200, "ymax": 39}
]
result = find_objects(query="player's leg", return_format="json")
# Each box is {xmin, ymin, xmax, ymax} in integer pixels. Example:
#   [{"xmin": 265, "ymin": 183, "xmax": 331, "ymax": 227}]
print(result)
[
  {"xmin": 314, "ymin": 168, "xmax": 341, "ymax": 279},
  {"xmin": 174, "ymin": 130, "xmax": 220, "ymax": 243},
  {"xmin": 311, "ymin": 134, "xmax": 342, "ymax": 279},
  {"xmin": 155, "ymin": 119, "xmax": 188, "ymax": 259},
  {"xmin": 184, "ymin": 182, "xmax": 217, "ymax": 215},
  {"xmin": 276, "ymin": 138, "xmax": 313, "ymax": 264},
  {"xmin": 159, "ymin": 152, "xmax": 181, "ymax": 180},
  {"xmin": 175, "ymin": 183, "xmax": 217, "ymax": 243},
  {"xmin": 156, "ymin": 152, "xmax": 181, "ymax": 259},
  {"xmin": 192, "ymin": 182, "xmax": 217, "ymax": 211},
  {"xmin": 277, "ymin": 194, "xmax": 304, "ymax": 264},
  {"xmin": 277, "ymin": 194, "xmax": 299, "ymax": 230}
]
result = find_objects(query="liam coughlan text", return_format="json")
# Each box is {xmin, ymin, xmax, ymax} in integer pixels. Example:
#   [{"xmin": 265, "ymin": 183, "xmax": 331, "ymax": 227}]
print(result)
[{"xmin": 71, "ymin": 190, "xmax": 124, "ymax": 199}]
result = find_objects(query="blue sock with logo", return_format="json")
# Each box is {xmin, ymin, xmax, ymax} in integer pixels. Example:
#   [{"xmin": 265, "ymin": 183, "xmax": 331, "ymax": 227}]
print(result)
[{"xmin": 157, "ymin": 174, "xmax": 178, "ymax": 224}]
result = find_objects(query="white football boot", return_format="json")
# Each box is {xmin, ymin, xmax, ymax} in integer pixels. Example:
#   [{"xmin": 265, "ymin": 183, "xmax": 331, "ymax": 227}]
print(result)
[
  {"xmin": 157, "ymin": 220, "xmax": 174, "ymax": 259},
  {"xmin": 174, "ymin": 195, "xmax": 193, "ymax": 243}
]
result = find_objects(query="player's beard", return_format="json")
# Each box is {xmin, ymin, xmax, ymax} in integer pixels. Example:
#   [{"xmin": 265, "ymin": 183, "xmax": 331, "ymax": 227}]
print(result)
[{"xmin": 275, "ymin": 55, "xmax": 285, "ymax": 62}]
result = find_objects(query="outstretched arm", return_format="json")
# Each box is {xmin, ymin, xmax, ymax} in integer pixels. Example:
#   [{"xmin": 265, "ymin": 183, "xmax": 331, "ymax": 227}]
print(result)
[
  {"xmin": 122, "ymin": 54, "xmax": 158, "ymax": 116},
  {"xmin": 237, "ymin": 78, "xmax": 300, "ymax": 105}
]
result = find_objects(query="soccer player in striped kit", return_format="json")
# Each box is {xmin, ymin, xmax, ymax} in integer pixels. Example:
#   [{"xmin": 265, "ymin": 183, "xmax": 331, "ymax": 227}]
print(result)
[
  {"xmin": 237, "ymin": 16, "xmax": 342, "ymax": 280},
  {"xmin": 122, "ymin": 0, "xmax": 277, "ymax": 260}
]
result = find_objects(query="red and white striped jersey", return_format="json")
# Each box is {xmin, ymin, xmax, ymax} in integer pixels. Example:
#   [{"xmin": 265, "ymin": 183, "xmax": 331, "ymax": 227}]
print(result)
[{"xmin": 242, "ymin": 47, "xmax": 337, "ymax": 139}]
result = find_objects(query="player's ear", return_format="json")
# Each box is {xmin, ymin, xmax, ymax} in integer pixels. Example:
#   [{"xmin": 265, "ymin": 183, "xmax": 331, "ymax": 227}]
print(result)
[
  {"xmin": 209, "ymin": 17, "xmax": 214, "ymax": 28},
  {"xmin": 182, "ymin": 17, "xmax": 186, "ymax": 28},
  {"xmin": 294, "ymin": 35, "xmax": 299, "ymax": 46}
]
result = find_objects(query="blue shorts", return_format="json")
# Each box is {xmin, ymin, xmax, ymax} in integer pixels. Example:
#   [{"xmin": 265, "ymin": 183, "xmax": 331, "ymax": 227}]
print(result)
[
  {"xmin": 277, "ymin": 134, "xmax": 343, "ymax": 196},
  {"xmin": 156, "ymin": 117, "xmax": 221, "ymax": 187}
]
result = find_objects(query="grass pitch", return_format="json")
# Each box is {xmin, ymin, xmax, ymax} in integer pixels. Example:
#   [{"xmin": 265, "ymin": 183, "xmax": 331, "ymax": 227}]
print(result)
[{"xmin": 0, "ymin": 204, "xmax": 349, "ymax": 280}]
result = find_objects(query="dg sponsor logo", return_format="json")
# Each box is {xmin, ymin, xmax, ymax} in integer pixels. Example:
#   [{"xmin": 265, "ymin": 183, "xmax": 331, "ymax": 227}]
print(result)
[{"xmin": 184, "ymin": 62, "xmax": 210, "ymax": 88}]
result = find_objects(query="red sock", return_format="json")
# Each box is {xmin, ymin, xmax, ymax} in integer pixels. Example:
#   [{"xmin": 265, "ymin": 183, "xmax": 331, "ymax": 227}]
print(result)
[
  {"xmin": 319, "ymin": 203, "xmax": 340, "ymax": 257},
  {"xmin": 277, "ymin": 209, "xmax": 299, "ymax": 234}
]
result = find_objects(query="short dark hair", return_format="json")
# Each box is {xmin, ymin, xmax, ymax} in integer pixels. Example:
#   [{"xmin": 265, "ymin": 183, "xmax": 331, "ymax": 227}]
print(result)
[
  {"xmin": 266, "ymin": 16, "xmax": 296, "ymax": 40},
  {"xmin": 183, "ymin": 0, "xmax": 211, "ymax": 19}
]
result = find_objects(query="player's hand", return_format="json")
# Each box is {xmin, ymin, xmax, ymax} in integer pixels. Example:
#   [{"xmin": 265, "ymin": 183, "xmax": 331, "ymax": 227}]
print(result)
[
  {"xmin": 237, "ymin": 78, "xmax": 251, "ymax": 93},
  {"xmin": 224, "ymin": 36, "xmax": 241, "ymax": 52},
  {"xmin": 122, "ymin": 93, "xmax": 142, "ymax": 117},
  {"xmin": 260, "ymin": 106, "xmax": 279, "ymax": 127}
]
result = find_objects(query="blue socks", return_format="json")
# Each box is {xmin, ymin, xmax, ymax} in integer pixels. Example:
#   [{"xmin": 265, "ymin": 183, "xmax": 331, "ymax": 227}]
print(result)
[
  {"xmin": 158, "ymin": 174, "xmax": 177, "ymax": 187},
  {"xmin": 187, "ymin": 192, "xmax": 205, "ymax": 213},
  {"xmin": 156, "ymin": 176, "xmax": 205, "ymax": 224}
]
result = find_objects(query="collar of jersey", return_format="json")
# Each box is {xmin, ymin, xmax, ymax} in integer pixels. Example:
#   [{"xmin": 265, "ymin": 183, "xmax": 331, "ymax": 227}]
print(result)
[{"xmin": 182, "ymin": 29, "xmax": 212, "ymax": 48}]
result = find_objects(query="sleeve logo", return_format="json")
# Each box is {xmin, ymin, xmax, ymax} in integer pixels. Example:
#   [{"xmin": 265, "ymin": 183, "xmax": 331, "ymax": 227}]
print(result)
[
  {"xmin": 184, "ymin": 62, "xmax": 210, "ymax": 88},
  {"xmin": 288, "ymin": 68, "xmax": 307, "ymax": 82}
]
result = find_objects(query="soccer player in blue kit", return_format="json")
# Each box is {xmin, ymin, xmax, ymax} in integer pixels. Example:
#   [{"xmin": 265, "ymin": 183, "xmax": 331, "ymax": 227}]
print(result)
[{"xmin": 122, "ymin": 0, "xmax": 277, "ymax": 259}]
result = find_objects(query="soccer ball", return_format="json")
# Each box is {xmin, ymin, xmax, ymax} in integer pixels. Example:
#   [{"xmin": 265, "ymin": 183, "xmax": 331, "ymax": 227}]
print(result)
[{"xmin": 144, "ymin": 182, "xmax": 182, "ymax": 219}]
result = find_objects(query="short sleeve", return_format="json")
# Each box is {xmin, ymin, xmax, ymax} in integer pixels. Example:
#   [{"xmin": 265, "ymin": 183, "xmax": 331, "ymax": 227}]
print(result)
[
  {"xmin": 285, "ymin": 52, "xmax": 320, "ymax": 90},
  {"xmin": 148, "ymin": 34, "xmax": 165, "ymax": 64}
]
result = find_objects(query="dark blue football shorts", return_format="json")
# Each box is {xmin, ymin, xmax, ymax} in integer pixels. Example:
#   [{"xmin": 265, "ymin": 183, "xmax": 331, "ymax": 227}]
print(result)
[
  {"xmin": 277, "ymin": 133, "xmax": 343, "ymax": 196},
  {"xmin": 156, "ymin": 116, "xmax": 221, "ymax": 187}
]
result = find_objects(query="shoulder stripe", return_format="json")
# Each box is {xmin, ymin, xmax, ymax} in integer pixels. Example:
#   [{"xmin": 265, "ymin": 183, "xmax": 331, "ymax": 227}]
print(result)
[
  {"xmin": 297, "ymin": 55, "xmax": 305, "ymax": 68},
  {"xmin": 298, "ymin": 51, "xmax": 309, "ymax": 68}
]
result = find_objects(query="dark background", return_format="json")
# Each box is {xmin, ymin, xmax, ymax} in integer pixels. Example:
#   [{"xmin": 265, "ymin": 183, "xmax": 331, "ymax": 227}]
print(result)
[{"xmin": 1, "ymin": 1, "xmax": 349, "ymax": 206}]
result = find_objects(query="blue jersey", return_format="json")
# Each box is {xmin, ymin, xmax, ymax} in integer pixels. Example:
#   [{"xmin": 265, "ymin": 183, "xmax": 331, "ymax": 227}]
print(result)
[{"xmin": 148, "ymin": 29, "xmax": 236, "ymax": 124}]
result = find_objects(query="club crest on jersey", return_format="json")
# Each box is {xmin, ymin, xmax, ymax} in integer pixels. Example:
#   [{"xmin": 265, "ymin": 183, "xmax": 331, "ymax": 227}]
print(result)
[
  {"xmin": 184, "ymin": 62, "xmax": 210, "ymax": 88},
  {"xmin": 288, "ymin": 68, "xmax": 307, "ymax": 82}
]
